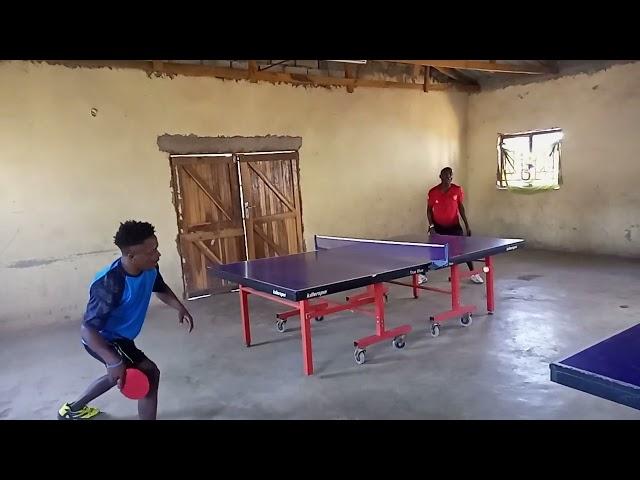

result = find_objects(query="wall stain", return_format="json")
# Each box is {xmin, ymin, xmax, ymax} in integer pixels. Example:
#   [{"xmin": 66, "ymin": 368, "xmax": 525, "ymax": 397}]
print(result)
[
  {"xmin": 4, "ymin": 249, "xmax": 115, "ymax": 269},
  {"xmin": 624, "ymin": 224, "xmax": 639, "ymax": 242}
]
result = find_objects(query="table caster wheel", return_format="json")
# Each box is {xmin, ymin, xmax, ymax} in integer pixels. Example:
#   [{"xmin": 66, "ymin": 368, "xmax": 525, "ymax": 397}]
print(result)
[
  {"xmin": 431, "ymin": 323, "xmax": 440, "ymax": 337},
  {"xmin": 276, "ymin": 320, "xmax": 286, "ymax": 333},
  {"xmin": 315, "ymin": 316, "xmax": 324, "ymax": 322},
  {"xmin": 392, "ymin": 335, "xmax": 406, "ymax": 349},
  {"xmin": 461, "ymin": 313, "xmax": 472, "ymax": 326},
  {"xmin": 354, "ymin": 348, "xmax": 366, "ymax": 365}
]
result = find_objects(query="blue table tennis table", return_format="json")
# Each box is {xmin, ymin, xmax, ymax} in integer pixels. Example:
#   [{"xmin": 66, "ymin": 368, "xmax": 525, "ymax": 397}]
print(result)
[
  {"xmin": 550, "ymin": 323, "xmax": 640, "ymax": 410},
  {"xmin": 214, "ymin": 233, "xmax": 524, "ymax": 375}
]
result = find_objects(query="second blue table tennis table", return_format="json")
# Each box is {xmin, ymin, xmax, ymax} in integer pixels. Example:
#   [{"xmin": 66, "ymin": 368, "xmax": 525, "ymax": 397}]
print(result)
[
  {"xmin": 550, "ymin": 323, "xmax": 640, "ymax": 411},
  {"xmin": 214, "ymin": 233, "xmax": 524, "ymax": 375}
]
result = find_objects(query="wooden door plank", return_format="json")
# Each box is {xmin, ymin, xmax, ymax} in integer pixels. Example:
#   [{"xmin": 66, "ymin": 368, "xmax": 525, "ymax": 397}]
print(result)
[
  {"xmin": 290, "ymin": 156, "xmax": 305, "ymax": 252},
  {"xmin": 182, "ymin": 165, "xmax": 233, "ymax": 221},
  {"xmin": 238, "ymin": 154, "xmax": 304, "ymax": 260},
  {"xmin": 180, "ymin": 228, "xmax": 244, "ymax": 242},
  {"xmin": 240, "ymin": 161, "xmax": 256, "ymax": 260},
  {"xmin": 253, "ymin": 211, "xmax": 297, "ymax": 222},
  {"xmin": 247, "ymin": 162, "xmax": 295, "ymax": 212},
  {"xmin": 254, "ymin": 223, "xmax": 287, "ymax": 256},
  {"xmin": 194, "ymin": 240, "xmax": 222, "ymax": 265},
  {"xmin": 264, "ymin": 160, "xmax": 273, "ymax": 257}
]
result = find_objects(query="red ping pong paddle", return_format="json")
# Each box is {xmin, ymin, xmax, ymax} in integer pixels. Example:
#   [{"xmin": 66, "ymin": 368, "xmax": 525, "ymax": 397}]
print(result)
[{"xmin": 120, "ymin": 368, "xmax": 150, "ymax": 400}]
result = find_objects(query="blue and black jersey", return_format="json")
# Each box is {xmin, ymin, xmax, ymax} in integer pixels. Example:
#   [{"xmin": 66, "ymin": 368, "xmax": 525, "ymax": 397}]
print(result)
[{"xmin": 83, "ymin": 258, "xmax": 168, "ymax": 341}]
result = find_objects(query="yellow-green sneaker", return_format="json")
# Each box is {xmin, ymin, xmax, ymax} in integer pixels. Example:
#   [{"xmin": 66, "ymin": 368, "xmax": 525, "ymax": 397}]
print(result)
[{"xmin": 57, "ymin": 402, "xmax": 101, "ymax": 420}]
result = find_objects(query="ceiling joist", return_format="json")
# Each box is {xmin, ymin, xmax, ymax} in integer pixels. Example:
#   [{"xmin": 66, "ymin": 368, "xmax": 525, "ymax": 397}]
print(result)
[
  {"xmin": 40, "ymin": 60, "xmax": 480, "ymax": 93},
  {"xmin": 386, "ymin": 60, "xmax": 557, "ymax": 75},
  {"xmin": 432, "ymin": 66, "xmax": 477, "ymax": 85}
]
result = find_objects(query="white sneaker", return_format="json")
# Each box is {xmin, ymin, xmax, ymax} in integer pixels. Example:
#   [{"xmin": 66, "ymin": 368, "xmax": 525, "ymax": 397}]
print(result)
[
  {"xmin": 417, "ymin": 274, "xmax": 428, "ymax": 284},
  {"xmin": 470, "ymin": 274, "xmax": 484, "ymax": 284}
]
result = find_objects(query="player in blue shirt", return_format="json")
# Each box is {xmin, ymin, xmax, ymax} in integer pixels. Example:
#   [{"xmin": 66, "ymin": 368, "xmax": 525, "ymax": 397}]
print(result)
[{"xmin": 58, "ymin": 220, "xmax": 194, "ymax": 420}]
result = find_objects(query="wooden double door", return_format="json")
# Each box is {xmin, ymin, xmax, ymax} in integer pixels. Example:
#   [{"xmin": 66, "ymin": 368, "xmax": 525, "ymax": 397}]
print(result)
[{"xmin": 170, "ymin": 151, "xmax": 304, "ymax": 298}]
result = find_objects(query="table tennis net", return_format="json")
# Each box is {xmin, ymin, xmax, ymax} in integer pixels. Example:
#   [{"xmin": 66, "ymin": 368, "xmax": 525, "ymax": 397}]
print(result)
[{"xmin": 314, "ymin": 235, "xmax": 449, "ymax": 266}]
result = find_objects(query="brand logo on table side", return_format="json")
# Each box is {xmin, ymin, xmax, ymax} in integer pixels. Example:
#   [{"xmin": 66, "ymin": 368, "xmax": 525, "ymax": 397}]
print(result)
[{"xmin": 306, "ymin": 290, "xmax": 328, "ymax": 299}]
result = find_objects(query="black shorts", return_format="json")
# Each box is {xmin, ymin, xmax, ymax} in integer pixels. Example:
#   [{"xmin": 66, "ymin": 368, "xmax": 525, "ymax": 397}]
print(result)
[
  {"xmin": 83, "ymin": 338, "xmax": 147, "ymax": 366},
  {"xmin": 433, "ymin": 222, "xmax": 465, "ymax": 236}
]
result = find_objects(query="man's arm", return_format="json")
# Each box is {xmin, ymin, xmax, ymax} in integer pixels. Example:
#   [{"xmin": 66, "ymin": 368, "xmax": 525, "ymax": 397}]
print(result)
[
  {"xmin": 82, "ymin": 274, "xmax": 123, "ymax": 363},
  {"xmin": 81, "ymin": 324, "xmax": 127, "ymax": 387},
  {"xmin": 155, "ymin": 286, "xmax": 186, "ymax": 311},
  {"xmin": 427, "ymin": 205, "xmax": 435, "ymax": 232},
  {"xmin": 458, "ymin": 202, "xmax": 471, "ymax": 236},
  {"xmin": 426, "ymin": 190, "xmax": 435, "ymax": 232},
  {"xmin": 81, "ymin": 324, "xmax": 121, "ymax": 365},
  {"xmin": 153, "ymin": 272, "xmax": 194, "ymax": 332},
  {"xmin": 82, "ymin": 273, "xmax": 128, "ymax": 384}
]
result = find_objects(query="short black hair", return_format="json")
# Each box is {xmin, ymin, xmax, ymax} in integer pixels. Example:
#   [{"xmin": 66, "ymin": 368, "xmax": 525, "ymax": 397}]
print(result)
[
  {"xmin": 440, "ymin": 167, "xmax": 452, "ymax": 175},
  {"xmin": 114, "ymin": 220, "xmax": 156, "ymax": 250}
]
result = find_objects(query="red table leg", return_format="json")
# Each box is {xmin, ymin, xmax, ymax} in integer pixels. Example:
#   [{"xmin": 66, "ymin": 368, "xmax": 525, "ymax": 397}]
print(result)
[
  {"xmin": 299, "ymin": 300, "xmax": 313, "ymax": 375},
  {"xmin": 485, "ymin": 256, "xmax": 495, "ymax": 314},
  {"xmin": 240, "ymin": 285, "xmax": 251, "ymax": 347}
]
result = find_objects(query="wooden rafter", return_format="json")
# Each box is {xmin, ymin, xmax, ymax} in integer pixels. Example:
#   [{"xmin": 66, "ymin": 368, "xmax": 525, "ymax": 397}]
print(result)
[
  {"xmin": 386, "ymin": 60, "xmax": 556, "ymax": 74},
  {"xmin": 433, "ymin": 67, "xmax": 478, "ymax": 85},
  {"xmin": 248, "ymin": 60, "xmax": 258, "ymax": 83},
  {"xmin": 38, "ymin": 60, "xmax": 480, "ymax": 93},
  {"xmin": 152, "ymin": 60, "xmax": 164, "ymax": 73},
  {"xmin": 345, "ymin": 63, "xmax": 356, "ymax": 93},
  {"xmin": 424, "ymin": 66, "xmax": 431, "ymax": 93}
]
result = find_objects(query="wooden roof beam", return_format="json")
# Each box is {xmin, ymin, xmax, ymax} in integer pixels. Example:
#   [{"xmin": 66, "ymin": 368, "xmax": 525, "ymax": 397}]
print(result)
[
  {"xmin": 386, "ymin": 60, "xmax": 557, "ymax": 74},
  {"xmin": 38, "ymin": 60, "xmax": 480, "ymax": 93},
  {"xmin": 433, "ymin": 66, "xmax": 478, "ymax": 85}
]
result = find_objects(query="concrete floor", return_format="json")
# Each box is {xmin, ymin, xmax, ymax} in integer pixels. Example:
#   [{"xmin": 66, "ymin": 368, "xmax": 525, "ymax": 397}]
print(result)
[{"xmin": 1, "ymin": 248, "xmax": 640, "ymax": 420}]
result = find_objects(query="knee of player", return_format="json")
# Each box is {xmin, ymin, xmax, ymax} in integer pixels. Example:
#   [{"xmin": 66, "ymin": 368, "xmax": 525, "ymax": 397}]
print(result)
[{"xmin": 148, "ymin": 364, "xmax": 161, "ymax": 385}]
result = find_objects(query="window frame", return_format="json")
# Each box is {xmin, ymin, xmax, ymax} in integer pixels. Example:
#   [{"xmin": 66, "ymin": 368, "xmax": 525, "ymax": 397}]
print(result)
[{"xmin": 496, "ymin": 128, "xmax": 563, "ymax": 191}]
